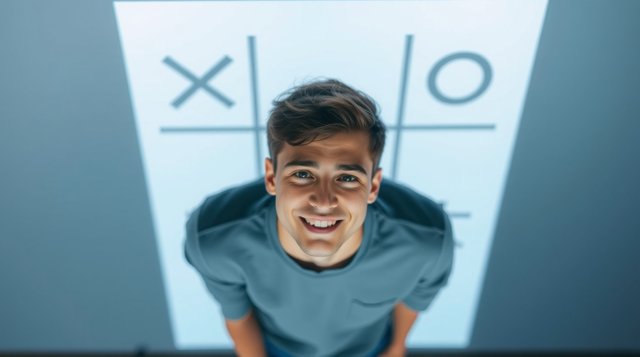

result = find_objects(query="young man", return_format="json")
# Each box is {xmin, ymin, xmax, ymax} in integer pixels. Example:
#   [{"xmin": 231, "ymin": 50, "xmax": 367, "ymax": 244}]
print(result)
[{"xmin": 185, "ymin": 79, "xmax": 454, "ymax": 357}]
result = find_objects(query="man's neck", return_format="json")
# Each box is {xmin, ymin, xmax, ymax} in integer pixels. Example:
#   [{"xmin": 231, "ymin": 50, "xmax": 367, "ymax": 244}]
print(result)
[{"xmin": 286, "ymin": 251, "xmax": 357, "ymax": 272}]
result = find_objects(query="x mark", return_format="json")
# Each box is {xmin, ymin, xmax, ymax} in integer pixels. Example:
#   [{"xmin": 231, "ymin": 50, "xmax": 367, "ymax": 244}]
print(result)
[{"xmin": 163, "ymin": 55, "xmax": 234, "ymax": 108}]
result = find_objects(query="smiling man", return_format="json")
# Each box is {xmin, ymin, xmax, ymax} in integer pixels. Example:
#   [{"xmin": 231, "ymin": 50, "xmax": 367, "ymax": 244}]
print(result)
[
  {"xmin": 268, "ymin": 131, "xmax": 376, "ymax": 270},
  {"xmin": 185, "ymin": 79, "xmax": 454, "ymax": 357}
]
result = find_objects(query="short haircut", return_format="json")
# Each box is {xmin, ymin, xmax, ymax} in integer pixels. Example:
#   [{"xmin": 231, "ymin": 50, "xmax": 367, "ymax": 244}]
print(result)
[{"xmin": 266, "ymin": 79, "xmax": 386, "ymax": 176}]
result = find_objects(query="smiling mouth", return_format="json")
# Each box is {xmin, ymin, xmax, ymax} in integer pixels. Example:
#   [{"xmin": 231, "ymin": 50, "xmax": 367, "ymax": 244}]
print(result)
[{"xmin": 299, "ymin": 217, "xmax": 343, "ymax": 234}]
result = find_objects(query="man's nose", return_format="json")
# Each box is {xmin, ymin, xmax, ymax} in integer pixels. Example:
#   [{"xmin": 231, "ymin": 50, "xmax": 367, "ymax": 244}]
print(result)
[{"xmin": 309, "ymin": 184, "xmax": 338, "ymax": 210}]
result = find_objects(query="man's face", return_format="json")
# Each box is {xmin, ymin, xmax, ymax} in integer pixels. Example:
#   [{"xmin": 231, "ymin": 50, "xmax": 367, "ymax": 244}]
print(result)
[{"xmin": 264, "ymin": 131, "xmax": 382, "ymax": 263}]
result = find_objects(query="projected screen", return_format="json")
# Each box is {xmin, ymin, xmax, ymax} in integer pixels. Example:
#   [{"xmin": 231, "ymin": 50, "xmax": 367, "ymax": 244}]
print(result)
[{"xmin": 113, "ymin": 0, "xmax": 548, "ymax": 349}]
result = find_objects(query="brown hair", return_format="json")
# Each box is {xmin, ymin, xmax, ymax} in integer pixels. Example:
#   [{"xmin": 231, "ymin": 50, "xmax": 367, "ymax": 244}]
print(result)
[{"xmin": 266, "ymin": 79, "xmax": 386, "ymax": 175}]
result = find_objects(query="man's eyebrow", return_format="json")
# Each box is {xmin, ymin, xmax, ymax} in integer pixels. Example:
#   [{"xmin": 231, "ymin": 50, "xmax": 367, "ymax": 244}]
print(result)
[
  {"xmin": 283, "ymin": 160, "xmax": 318, "ymax": 169},
  {"xmin": 336, "ymin": 164, "xmax": 368, "ymax": 176},
  {"xmin": 284, "ymin": 160, "xmax": 368, "ymax": 176}
]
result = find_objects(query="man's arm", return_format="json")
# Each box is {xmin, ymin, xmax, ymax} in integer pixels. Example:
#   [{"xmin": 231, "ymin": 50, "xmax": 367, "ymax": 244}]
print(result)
[
  {"xmin": 379, "ymin": 302, "xmax": 419, "ymax": 357},
  {"xmin": 225, "ymin": 308, "xmax": 268, "ymax": 357}
]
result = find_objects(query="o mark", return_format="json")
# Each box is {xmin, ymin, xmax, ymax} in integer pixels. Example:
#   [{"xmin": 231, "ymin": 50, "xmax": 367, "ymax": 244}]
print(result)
[{"xmin": 427, "ymin": 52, "xmax": 492, "ymax": 104}]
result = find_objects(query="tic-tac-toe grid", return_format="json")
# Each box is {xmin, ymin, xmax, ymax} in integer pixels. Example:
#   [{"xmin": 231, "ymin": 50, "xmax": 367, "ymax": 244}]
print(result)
[{"xmin": 114, "ymin": 0, "xmax": 548, "ymax": 348}]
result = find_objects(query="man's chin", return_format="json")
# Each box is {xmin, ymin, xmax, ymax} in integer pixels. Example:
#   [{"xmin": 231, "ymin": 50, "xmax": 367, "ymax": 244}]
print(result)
[
  {"xmin": 303, "ymin": 250, "xmax": 334, "ymax": 258},
  {"xmin": 298, "ymin": 241, "xmax": 337, "ymax": 258}
]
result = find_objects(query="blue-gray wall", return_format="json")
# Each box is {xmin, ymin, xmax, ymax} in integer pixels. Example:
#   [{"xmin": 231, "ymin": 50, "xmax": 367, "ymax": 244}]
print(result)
[{"xmin": 1, "ymin": 0, "xmax": 638, "ymax": 352}]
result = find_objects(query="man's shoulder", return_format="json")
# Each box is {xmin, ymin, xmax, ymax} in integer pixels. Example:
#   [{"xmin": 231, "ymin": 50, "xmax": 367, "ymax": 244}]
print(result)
[
  {"xmin": 184, "ymin": 179, "xmax": 271, "ymax": 269},
  {"xmin": 372, "ymin": 180, "xmax": 454, "ymax": 278}
]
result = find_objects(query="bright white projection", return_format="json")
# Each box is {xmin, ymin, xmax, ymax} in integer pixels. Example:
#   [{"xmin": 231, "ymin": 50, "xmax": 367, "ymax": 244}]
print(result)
[{"xmin": 113, "ymin": 0, "xmax": 548, "ymax": 349}]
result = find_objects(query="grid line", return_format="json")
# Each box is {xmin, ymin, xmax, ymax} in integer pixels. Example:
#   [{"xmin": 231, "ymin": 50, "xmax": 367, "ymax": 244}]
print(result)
[
  {"xmin": 391, "ymin": 34, "xmax": 414, "ymax": 180},
  {"xmin": 159, "ymin": 124, "xmax": 496, "ymax": 133},
  {"xmin": 248, "ymin": 36, "xmax": 262, "ymax": 176}
]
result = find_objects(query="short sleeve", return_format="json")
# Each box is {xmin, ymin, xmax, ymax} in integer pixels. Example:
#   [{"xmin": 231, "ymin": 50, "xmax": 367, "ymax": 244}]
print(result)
[
  {"xmin": 183, "ymin": 204, "xmax": 252, "ymax": 320},
  {"xmin": 401, "ymin": 208, "xmax": 455, "ymax": 312}
]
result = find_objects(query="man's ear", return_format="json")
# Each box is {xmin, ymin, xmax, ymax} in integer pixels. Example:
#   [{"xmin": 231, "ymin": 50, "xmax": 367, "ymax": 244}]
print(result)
[
  {"xmin": 367, "ymin": 168, "xmax": 383, "ymax": 204},
  {"xmin": 264, "ymin": 158, "xmax": 276, "ymax": 196}
]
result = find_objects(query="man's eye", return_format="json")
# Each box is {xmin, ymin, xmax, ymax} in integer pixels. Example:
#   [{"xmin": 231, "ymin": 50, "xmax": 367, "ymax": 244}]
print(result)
[
  {"xmin": 338, "ymin": 175, "xmax": 358, "ymax": 183},
  {"xmin": 293, "ymin": 171, "xmax": 312, "ymax": 179}
]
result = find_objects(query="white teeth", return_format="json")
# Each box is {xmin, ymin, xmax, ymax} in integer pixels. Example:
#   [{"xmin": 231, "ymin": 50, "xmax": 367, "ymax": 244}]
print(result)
[{"xmin": 304, "ymin": 218, "xmax": 337, "ymax": 228}]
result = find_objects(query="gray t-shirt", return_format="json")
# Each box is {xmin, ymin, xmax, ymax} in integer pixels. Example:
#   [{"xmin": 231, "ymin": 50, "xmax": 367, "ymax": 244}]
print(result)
[{"xmin": 184, "ymin": 178, "xmax": 454, "ymax": 356}]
